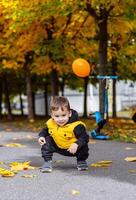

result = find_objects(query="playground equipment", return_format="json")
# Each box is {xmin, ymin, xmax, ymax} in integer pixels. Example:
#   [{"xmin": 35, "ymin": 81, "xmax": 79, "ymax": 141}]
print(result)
[
  {"xmin": 72, "ymin": 58, "xmax": 118, "ymax": 140},
  {"xmin": 90, "ymin": 75, "xmax": 118, "ymax": 140},
  {"xmin": 90, "ymin": 111, "xmax": 108, "ymax": 139}
]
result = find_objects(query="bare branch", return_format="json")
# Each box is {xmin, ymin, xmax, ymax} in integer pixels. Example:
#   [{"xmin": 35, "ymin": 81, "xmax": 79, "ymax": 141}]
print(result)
[
  {"xmin": 61, "ymin": 13, "xmax": 72, "ymax": 35},
  {"xmin": 85, "ymin": 1, "xmax": 98, "ymax": 20},
  {"xmin": 71, "ymin": 14, "xmax": 90, "ymax": 40}
]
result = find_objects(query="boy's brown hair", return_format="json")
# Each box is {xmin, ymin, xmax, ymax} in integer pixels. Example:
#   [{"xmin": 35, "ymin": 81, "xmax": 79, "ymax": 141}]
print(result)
[{"xmin": 50, "ymin": 96, "xmax": 70, "ymax": 112}]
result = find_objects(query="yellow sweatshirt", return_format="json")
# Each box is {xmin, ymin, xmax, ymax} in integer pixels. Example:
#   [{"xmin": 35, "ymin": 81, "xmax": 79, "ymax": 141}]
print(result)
[{"xmin": 46, "ymin": 118, "xmax": 86, "ymax": 149}]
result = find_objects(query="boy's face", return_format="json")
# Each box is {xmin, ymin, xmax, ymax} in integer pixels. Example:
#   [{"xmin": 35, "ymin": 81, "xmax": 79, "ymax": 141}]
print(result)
[{"xmin": 51, "ymin": 107, "xmax": 71, "ymax": 126}]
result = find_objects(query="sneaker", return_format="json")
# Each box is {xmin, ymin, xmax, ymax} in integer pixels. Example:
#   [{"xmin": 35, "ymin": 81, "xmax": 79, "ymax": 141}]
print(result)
[
  {"xmin": 77, "ymin": 160, "xmax": 88, "ymax": 171},
  {"xmin": 40, "ymin": 161, "xmax": 52, "ymax": 173}
]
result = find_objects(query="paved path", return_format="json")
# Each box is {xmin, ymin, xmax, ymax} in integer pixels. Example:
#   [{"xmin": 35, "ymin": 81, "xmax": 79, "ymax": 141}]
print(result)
[{"xmin": 0, "ymin": 131, "xmax": 136, "ymax": 200}]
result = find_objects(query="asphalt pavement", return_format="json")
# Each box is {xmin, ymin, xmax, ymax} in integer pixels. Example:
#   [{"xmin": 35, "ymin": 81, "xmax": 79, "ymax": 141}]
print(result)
[{"xmin": 0, "ymin": 130, "xmax": 136, "ymax": 200}]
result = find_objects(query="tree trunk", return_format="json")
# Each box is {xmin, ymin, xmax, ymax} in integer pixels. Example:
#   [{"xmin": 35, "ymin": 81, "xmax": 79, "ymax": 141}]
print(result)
[
  {"xmin": 59, "ymin": 77, "xmax": 65, "ymax": 96},
  {"xmin": 51, "ymin": 69, "xmax": 59, "ymax": 96},
  {"xmin": 112, "ymin": 78, "xmax": 117, "ymax": 118},
  {"xmin": 98, "ymin": 15, "xmax": 108, "ymax": 117},
  {"xmin": 112, "ymin": 58, "xmax": 117, "ymax": 118},
  {"xmin": 19, "ymin": 92, "xmax": 24, "ymax": 116},
  {"xmin": 82, "ymin": 77, "xmax": 89, "ymax": 118},
  {"xmin": 24, "ymin": 51, "xmax": 35, "ymax": 121},
  {"xmin": 25, "ymin": 68, "xmax": 34, "ymax": 121},
  {"xmin": 3, "ymin": 75, "xmax": 12, "ymax": 120},
  {"xmin": 44, "ymin": 83, "xmax": 49, "ymax": 117},
  {"xmin": 26, "ymin": 72, "xmax": 34, "ymax": 121},
  {"xmin": 32, "ymin": 92, "xmax": 35, "ymax": 116}
]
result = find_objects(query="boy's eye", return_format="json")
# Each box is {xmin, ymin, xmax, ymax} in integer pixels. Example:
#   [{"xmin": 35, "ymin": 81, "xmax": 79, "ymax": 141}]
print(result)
[
  {"xmin": 55, "ymin": 115, "xmax": 59, "ymax": 117},
  {"xmin": 62, "ymin": 114, "xmax": 66, "ymax": 117}
]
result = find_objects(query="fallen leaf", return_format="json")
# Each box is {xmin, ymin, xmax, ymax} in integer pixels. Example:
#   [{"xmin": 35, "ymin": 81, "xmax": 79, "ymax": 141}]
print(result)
[
  {"xmin": 124, "ymin": 157, "xmax": 136, "ymax": 162},
  {"xmin": 5, "ymin": 128, "xmax": 12, "ymax": 132},
  {"xmin": 71, "ymin": 190, "xmax": 80, "ymax": 195},
  {"xmin": 13, "ymin": 138, "xmax": 18, "ymax": 140},
  {"xmin": 0, "ymin": 161, "xmax": 5, "ymax": 165},
  {"xmin": 21, "ymin": 174, "xmax": 37, "ymax": 178},
  {"xmin": 128, "ymin": 169, "xmax": 136, "ymax": 173},
  {"xmin": 0, "ymin": 168, "xmax": 15, "ymax": 177},
  {"xmin": 98, "ymin": 160, "xmax": 112, "ymax": 164},
  {"xmin": 55, "ymin": 160, "xmax": 65, "ymax": 163},
  {"xmin": 4, "ymin": 143, "xmax": 26, "ymax": 148},
  {"xmin": 26, "ymin": 134, "xmax": 35, "ymax": 139},
  {"xmin": 10, "ymin": 161, "xmax": 36, "ymax": 171},
  {"xmin": 88, "ymin": 139, "xmax": 96, "ymax": 144},
  {"xmin": 90, "ymin": 160, "xmax": 112, "ymax": 167},
  {"xmin": 125, "ymin": 147, "xmax": 134, "ymax": 150}
]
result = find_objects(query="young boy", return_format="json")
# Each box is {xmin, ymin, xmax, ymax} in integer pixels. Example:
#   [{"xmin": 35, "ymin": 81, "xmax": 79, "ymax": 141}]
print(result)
[{"xmin": 38, "ymin": 96, "xmax": 89, "ymax": 172}]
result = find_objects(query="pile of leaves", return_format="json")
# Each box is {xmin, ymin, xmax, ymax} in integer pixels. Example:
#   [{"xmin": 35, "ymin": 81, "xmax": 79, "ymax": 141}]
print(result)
[{"xmin": 0, "ymin": 161, "xmax": 36, "ymax": 178}]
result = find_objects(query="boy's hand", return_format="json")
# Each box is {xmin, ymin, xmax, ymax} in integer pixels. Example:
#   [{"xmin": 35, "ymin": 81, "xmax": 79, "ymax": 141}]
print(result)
[
  {"xmin": 67, "ymin": 143, "xmax": 78, "ymax": 154},
  {"xmin": 38, "ymin": 137, "xmax": 46, "ymax": 145}
]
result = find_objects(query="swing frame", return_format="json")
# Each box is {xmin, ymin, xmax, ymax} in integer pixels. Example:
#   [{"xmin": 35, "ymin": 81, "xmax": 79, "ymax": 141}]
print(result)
[{"xmin": 90, "ymin": 75, "xmax": 118, "ymax": 140}]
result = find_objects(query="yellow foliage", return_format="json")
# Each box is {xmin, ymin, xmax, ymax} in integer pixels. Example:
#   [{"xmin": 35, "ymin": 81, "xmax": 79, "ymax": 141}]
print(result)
[
  {"xmin": 91, "ymin": 160, "xmax": 112, "ymax": 167},
  {"xmin": 124, "ymin": 157, "xmax": 136, "ymax": 162},
  {"xmin": 0, "ymin": 161, "xmax": 5, "ymax": 165},
  {"xmin": 0, "ymin": 167, "xmax": 15, "ymax": 177},
  {"xmin": 16, "ymin": 22, "xmax": 46, "ymax": 54},
  {"xmin": 4, "ymin": 143, "xmax": 26, "ymax": 147},
  {"xmin": 71, "ymin": 190, "xmax": 80, "ymax": 195},
  {"xmin": 21, "ymin": 174, "xmax": 37, "ymax": 178},
  {"xmin": 108, "ymin": 19, "xmax": 134, "ymax": 35},
  {"xmin": 32, "ymin": 56, "xmax": 53, "ymax": 74},
  {"xmin": 10, "ymin": 161, "xmax": 36, "ymax": 171},
  {"xmin": 2, "ymin": 60, "xmax": 19, "ymax": 69}
]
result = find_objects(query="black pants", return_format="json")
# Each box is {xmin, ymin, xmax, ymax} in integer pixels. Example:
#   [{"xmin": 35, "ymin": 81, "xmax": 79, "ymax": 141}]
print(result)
[{"xmin": 41, "ymin": 136, "xmax": 89, "ymax": 162}]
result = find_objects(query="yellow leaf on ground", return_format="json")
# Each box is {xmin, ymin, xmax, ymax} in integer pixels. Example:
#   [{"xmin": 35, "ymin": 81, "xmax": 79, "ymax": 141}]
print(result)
[
  {"xmin": 21, "ymin": 174, "xmax": 37, "ymax": 178},
  {"xmin": 128, "ymin": 169, "xmax": 136, "ymax": 173},
  {"xmin": 88, "ymin": 139, "xmax": 96, "ymax": 144},
  {"xmin": 13, "ymin": 138, "xmax": 18, "ymax": 140},
  {"xmin": 71, "ymin": 190, "xmax": 80, "ymax": 195},
  {"xmin": 0, "ymin": 168, "xmax": 15, "ymax": 177},
  {"xmin": 0, "ymin": 161, "xmax": 5, "ymax": 165},
  {"xmin": 10, "ymin": 161, "xmax": 36, "ymax": 171},
  {"xmin": 90, "ymin": 160, "xmax": 112, "ymax": 167},
  {"xmin": 26, "ymin": 134, "xmax": 35, "ymax": 139},
  {"xmin": 125, "ymin": 147, "xmax": 133, "ymax": 150},
  {"xmin": 5, "ymin": 128, "xmax": 12, "ymax": 132},
  {"xmin": 98, "ymin": 160, "xmax": 112, "ymax": 164},
  {"xmin": 55, "ymin": 160, "xmax": 65, "ymax": 163},
  {"xmin": 124, "ymin": 157, "xmax": 136, "ymax": 162},
  {"xmin": 4, "ymin": 143, "xmax": 26, "ymax": 148}
]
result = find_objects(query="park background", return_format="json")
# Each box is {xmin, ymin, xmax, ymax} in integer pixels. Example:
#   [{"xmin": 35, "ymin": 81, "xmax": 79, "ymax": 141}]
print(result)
[
  {"xmin": 0, "ymin": 0, "xmax": 136, "ymax": 142},
  {"xmin": 0, "ymin": 3, "xmax": 136, "ymax": 198}
]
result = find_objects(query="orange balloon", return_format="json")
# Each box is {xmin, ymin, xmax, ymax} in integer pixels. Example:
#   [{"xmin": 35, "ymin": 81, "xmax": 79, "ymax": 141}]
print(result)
[{"xmin": 72, "ymin": 58, "xmax": 91, "ymax": 77}]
